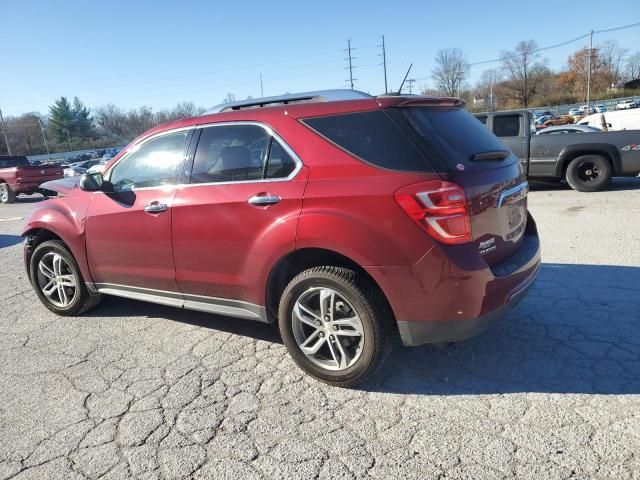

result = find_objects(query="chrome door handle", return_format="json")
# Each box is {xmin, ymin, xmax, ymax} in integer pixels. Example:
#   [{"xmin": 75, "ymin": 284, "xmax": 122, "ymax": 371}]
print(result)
[
  {"xmin": 144, "ymin": 202, "xmax": 168, "ymax": 213},
  {"xmin": 248, "ymin": 194, "xmax": 281, "ymax": 206}
]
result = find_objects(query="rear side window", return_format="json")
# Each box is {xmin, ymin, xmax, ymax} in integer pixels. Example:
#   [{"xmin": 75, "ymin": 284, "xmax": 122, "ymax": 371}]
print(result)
[
  {"xmin": 493, "ymin": 115, "xmax": 521, "ymax": 137},
  {"xmin": 302, "ymin": 111, "xmax": 433, "ymax": 172},
  {"xmin": 0, "ymin": 156, "xmax": 29, "ymax": 168},
  {"xmin": 402, "ymin": 107, "xmax": 515, "ymax": 171}
]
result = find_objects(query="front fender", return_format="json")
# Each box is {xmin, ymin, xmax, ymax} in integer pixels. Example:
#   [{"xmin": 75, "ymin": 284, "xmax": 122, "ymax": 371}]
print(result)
[{"xmin": 22, "ymin": 197, "xmax": 92, "ymax": 284}]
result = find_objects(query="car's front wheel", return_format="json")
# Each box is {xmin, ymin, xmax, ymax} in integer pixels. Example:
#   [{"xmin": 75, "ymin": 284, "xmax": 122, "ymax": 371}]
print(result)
[
  {"xmin": 278, "ymin": 266, "xmax": 391, "ymax": 387},
  {"xmin": 30, "ymin": 240, "xmax": 100, "ymax": 316}
]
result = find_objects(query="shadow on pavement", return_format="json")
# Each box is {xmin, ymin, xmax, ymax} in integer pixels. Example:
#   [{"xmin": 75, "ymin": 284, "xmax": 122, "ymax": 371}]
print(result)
[
  {"xmin": 530, "ymin": 176, "xmax": 640, "ymax": 192},
  {"xmin": 0, "ymin": 234, "xmax": 23, "ymax": 249},
  {"xmin": 84, "ymin": 263, "xmax": 639, "ymax": 395},
  {"xmin": 368, "ymin": 263, "xmax": 640, "ymax": 395}
]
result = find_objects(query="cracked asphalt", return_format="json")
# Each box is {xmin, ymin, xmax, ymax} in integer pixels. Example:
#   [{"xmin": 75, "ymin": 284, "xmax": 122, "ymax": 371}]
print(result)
[{"xmin": 0, "ymin": 180, "xmax": 639, "ymax": 480}]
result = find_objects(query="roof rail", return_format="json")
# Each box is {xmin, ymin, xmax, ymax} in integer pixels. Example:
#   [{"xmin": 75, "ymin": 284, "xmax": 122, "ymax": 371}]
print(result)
[{"xmin": 203, "ymin": 89, "xmax": 372, "ymax": 114}]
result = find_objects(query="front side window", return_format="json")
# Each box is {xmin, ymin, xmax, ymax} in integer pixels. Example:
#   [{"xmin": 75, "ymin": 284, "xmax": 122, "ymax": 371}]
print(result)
[
  {"xmin": 108, "ymin": 131, "xmax": 190, "ymax": 190},
  {"xmin": 190, "ymin": 124, "xmax": 297, "ymax": 184},
  {"xmin": 493, "ymin": 115, "xmax": 521, "ymax": 137}
]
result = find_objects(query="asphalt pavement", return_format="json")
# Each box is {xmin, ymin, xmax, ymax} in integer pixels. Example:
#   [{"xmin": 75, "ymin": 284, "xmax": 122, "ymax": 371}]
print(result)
[{"xmin": 0, "ymin": 180, "xmax": 638, "ymax": 479}]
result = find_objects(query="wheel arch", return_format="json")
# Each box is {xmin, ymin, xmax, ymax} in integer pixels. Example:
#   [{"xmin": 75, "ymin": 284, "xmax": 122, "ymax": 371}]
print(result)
[
  {"xmin": 556, "ymin": 144, "xmax": 621, "ymax": 178},
  {"xmin": 265, "ymin": 247, "xmax": 395, "ymax": 324}
]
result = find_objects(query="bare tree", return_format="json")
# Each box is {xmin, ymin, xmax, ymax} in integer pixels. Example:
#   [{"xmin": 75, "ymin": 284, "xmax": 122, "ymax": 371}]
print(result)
[
  {"xmin": 431, "ymin": 49, "xmax": 469, "ymax": 97},
  {"xmin": 626, "ymin": 51, "xmax": 640, "ymax": 80},
  {"xmin": 95, "ymin": 104, "xmax": 128, "ymax": 139},
  {"xmin": 599, "ymin": 40, "xmax": 628, "ymax": 87},
  {"xmin": 501, "ymin": 40, "xmax": 547, "ymax": 107}
]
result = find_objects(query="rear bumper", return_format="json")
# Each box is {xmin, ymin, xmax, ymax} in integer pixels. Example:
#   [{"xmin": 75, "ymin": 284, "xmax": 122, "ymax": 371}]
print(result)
[
  {"xmin": 10, "ymin": 178, "xmax": 63, "ymax": 193},
  {"xmin": 365, "ymin": 213, "xmax": 541, "ymax": 346}
]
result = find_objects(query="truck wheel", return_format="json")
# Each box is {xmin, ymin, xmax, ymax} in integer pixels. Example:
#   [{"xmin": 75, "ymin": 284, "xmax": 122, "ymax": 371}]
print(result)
[
  {"xmin": 278, "ymin": 266, "xmax": 392, "ymax": 387},
  {"xmin": 565, "ymin": 155, "xmax": 611, "ymax": 192},
  {"xmin": 0, "ymin": 183, "xmax": 16, "ymax": 204},
  {"xmin": 29, "ymin": 240, "xmax": 101, "ymax": 316}
]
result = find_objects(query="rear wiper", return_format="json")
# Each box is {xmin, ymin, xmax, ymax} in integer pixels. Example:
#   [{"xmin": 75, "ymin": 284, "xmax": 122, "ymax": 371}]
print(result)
[{"xmin": 471, "ymin": 150, "xmax": 510, "ymax": 161}]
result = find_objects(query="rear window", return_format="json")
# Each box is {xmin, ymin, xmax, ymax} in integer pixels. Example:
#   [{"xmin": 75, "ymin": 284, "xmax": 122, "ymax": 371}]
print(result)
[
  {"xmin": 0, "ymin": 156, "xmax": 29, "ymax": 168},
  {"xmin": 302, "ymin": 110, "xmax": 433, "ymax": 172},
  {"xmin": 401, "ymin": 107, "xmax": 515, "ymax": 171},
  {"xmin": 492, "ymin": 115, "xmax": 521, "ymax": 137}
]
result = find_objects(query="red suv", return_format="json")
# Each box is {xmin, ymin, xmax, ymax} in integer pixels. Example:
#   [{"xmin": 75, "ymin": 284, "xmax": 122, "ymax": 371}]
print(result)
[{"xmin": 23, "ymin": 90, "xmax": 540, "ymax": 387}]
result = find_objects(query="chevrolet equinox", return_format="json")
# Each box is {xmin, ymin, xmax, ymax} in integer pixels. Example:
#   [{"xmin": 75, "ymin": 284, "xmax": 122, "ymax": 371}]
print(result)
[{"xmin": 23, "ymin": 90, "xmax": 541, "ymax": 387}]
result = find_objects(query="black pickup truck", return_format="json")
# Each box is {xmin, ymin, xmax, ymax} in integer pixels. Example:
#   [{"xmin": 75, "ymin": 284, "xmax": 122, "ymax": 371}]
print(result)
[{"xmin": 474, "ymin": 110, "xmax": 640, "ymax": 191}]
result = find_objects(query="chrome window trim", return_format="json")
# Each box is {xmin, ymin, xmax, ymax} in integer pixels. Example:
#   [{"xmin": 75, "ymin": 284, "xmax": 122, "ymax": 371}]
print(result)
[
  {"xmin": 103, "ymin": 126, "xmax": 196, "ymax": 191},
  {"xmin": 181, "ymin": 120, "xmax": 304, "ymax": 188}
]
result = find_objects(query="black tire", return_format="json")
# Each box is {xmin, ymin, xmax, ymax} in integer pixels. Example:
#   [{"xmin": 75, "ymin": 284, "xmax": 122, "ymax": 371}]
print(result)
[
  {"xmin": 29, "ymin": 240, "xmax": 101, "ymax": 316},
  {"xmin": 565, "ymin": 155, "xmax": 611, "ymax": 192},
  {"xmin": 0, "ymin": 183, "xmax": 16, "ymax": 204},
  {"xmin": 278, "ymin": 266, "xmax": 392, "ymax": 387},
  {"xmin": 39, "ymin": 189, "xmax": 58, "ymax": 198}
]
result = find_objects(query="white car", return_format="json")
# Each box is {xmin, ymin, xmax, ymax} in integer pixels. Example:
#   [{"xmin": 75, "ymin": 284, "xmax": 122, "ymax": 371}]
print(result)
[{"xmin": 616, "ymin": 99, "xmax": 638, "ymax": 110}]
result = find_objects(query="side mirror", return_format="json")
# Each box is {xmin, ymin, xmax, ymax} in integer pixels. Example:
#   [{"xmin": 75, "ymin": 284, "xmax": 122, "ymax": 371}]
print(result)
[{"xmin": 79, "ymin": 172, "xmax": 104, "ymax": 192}]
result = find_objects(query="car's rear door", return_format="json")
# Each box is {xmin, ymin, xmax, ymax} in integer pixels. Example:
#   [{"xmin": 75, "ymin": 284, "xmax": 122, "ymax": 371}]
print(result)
[
  {"xmin": 171, "ymin": 122, "xmax": 306, "ymax": 316},
  {"xmin": 85, "ymin": 128, "xmax": 193, "ymax": 295},
  {"xmin": 491, "ymin": 113, "xmax": 530, "ymax": 175}
]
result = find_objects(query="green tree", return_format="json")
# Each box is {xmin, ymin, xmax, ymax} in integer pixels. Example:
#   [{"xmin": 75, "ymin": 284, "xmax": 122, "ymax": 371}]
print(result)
[
  {"xmin": 48, "ymin": 96, "xmax": 74, "ymax": 144},
  {"xmin": 72, "ymin": 97, "xmax": 92, "ymax": 138}
]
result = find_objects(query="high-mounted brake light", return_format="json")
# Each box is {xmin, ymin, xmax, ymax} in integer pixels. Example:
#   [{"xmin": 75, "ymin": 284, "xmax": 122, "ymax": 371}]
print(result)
[{"xmin": 395, "ymin": 180, "xmax": 471, "ymax": 245}]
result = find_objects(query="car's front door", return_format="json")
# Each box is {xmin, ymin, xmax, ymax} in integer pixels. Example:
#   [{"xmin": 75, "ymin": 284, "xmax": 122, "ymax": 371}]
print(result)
[
  {"xmin": 171, "ymin": 123, "xmax": 306, "ymax": 314},
  {"xmin": 85, "ymin": 129, "xmax": 193, "ymax": 294}
]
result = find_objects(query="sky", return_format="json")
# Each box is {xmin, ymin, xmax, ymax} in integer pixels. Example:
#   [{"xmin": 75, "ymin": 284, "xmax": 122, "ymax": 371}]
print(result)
[{"xmin": 1, "ymin": 0, "xmax": 639, "ymax": 116}]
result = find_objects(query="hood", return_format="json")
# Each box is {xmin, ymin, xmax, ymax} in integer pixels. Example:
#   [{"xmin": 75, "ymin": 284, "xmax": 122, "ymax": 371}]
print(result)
[{"xmin": 40, "ymin": 176, "xmax": 82, "ymax": 196}]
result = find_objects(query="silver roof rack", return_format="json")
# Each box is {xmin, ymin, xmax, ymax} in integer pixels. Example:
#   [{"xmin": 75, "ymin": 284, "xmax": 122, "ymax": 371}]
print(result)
[{"xmin": 203, "ymin": 89, "xmax": 372, "ymax": 114}]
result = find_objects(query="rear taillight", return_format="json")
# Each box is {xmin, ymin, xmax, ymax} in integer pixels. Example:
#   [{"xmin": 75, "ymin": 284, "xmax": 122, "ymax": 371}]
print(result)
[{"xmin": 395, "ymin": 180, "xmax": 471, "ymax": 245}]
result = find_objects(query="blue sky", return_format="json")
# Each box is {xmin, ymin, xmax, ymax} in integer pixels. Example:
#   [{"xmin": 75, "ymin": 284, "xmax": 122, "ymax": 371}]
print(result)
[{"xmin": 1, "ymin": 0, "xmax": 638, "ymax": 116}]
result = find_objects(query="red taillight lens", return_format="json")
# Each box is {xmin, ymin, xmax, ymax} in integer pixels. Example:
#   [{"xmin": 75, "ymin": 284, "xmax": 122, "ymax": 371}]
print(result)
[{"xmin": 395, "ymin": 180, "xmax": 471, "ymax": 245}]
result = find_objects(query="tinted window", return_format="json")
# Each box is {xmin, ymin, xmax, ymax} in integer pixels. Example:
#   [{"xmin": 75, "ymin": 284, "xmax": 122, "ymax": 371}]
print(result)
[
  {"xmin": 476, "ymin": 115, "xmax": 488, "ymax": 125},
  {"xmin": 265, "ymin": 141, "xmax": 297, "ymax": 179},
  {"xmin": 303, "ymin": 110, "xmax": 432, "ymax": 172},
  {"xmin": 108, "ymin": 131, "xmax": 189, "ymax": 191},
  {"xmin": 402, "ymin": 107, "xmax": 514, "ymax": 172},
  {"xmin": 190, "ymin": 124, "xmax": 297, "ymax": 184},
  {"xmin": 493, "ymin": 115, "xmax": 521, "ymax": 137},
  {"xmin": 0, "ymin": 156, "xmax": 29, "ymax": 168}
]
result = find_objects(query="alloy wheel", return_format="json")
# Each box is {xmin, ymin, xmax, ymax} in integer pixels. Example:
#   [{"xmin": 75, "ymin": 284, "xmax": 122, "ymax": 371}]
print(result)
[
  {"xmin": 36, "ymin": 252, "xmax": 77, "ymax": 308},
  {"xmin": 0, "ymin": 185, "xmax": 8, "ymax": 203},
  {"xmin": 291, "ymin": 287, "xmax": 365, "ymax": 371}
]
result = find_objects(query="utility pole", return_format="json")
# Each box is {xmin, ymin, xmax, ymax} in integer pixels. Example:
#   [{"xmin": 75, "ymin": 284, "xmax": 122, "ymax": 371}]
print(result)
[
  {"xmin": 489, "ymin": 70, "xmax": 494, "ymax": 111},
  {"xmin": 406, "ymin": 79, "xmax": 415, "ymax": 94},
  {"xmin": 0, "ymin": 107, "xmax": 11, "ymax": 155},
  {"xmin": 65, "ymin": 129, "xmax": 72, "ymax": 152},
  {"xmin": 379, "ymin": 35, "xmax": 388, "ymax": 94},
  {"xmin": 259, "ymin": 73, "xmax": 264, "ymax": 97},
  {"xmin": 346, "ymin": 39, "xmax": 355, "ymax": 89},
  {"xmin": 38, "ymin": 119, "xmax": 51, "ymax": 161},
  {"xmin": 586, "ymin": 30, "xmax": 593, "ymax": 113}
]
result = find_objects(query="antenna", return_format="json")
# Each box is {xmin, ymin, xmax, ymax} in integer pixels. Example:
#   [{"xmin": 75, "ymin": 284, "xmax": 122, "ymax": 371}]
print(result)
[{"xmin": 397, "ymin": 63, "xmax": 413, "ymax": 94}]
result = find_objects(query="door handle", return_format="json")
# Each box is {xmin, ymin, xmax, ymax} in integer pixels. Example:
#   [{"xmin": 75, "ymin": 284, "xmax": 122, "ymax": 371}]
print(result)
[
  {"xmin": 248, "ymin": 194, "xmax": 281, "ymax": 206},
  {"xmin": 144, "ymin": 202, "xmax": 168, "ymax": 213}
]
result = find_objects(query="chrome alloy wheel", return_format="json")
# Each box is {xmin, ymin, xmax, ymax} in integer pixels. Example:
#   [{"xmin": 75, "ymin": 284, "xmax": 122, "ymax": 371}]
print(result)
[
  {"xmin": 36, "ymin": 252, "xmax": 77, "ymax": 308},
  {"xmin": 292, "ymin": 287, "xmax": 365, "ymax": 371},
  {"xmin": 0, "ymin": 184, "xmax": 8, "ymax": 203}
]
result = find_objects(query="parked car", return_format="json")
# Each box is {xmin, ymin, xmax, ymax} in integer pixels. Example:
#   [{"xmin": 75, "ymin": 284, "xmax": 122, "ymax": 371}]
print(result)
[
  {"xmin": 536, "ymin": 125, "xmax": 602, "ymax": 135},
  {"xmin": 543, "ymin": 115, "xmax": 574, "ymax": 127},
  {"xmin": 85, "ymin": 160, "xmax": 108, "ymax": 175},
  {"xmin": 22, "ymin": 90, "xmax": 541, "ymax": 386},
  {"xmin": 595, "ymin": 104, "xmax": 607, "ymax": 113},
  {"xmin": 578, "ymin": 108, "xmax": 640, "ymax": 131},
  {"xmin": 616, "ymin": 99, "xmax": 638, "ymax": 110},
  {"xmin": 0, "ymin": 155, "xmax": 63, "ymax": 203},
  {"xmin": 475, "ymin": 110, "xmax": 640, "ymax": 191},
  {"xmin": 568, "ymin": 108, "xmax": 582, "ymax": 116},
  {"xmin": 579, "ymin": 105, "xmax": 596, "ymax": 114},
  {"xmin": 63, "ymin": 159, "xmax": 104, "ymax": 177}
]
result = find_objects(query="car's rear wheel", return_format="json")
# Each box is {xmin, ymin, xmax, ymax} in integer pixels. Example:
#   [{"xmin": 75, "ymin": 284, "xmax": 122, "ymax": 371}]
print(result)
[
  {"xmin": 30, "ymin": 240, "xmax": 100, "ymax": 316},
  {"xmin": 565, "ymin": 154, "xmax": 611, "ymax": 192},
  {"xmin": 278, "ymin": 266, "xmax": 391, "ymax": 387},
  {"xmin": 0, "ymin": 183, "xmax": 16, "ymax": 204}
]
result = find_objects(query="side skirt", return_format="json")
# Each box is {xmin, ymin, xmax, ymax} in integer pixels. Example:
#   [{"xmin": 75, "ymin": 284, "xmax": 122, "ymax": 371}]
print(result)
[{"xmin": 88, "ymin": 282, "xmax": 270, "ymax": 323}]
